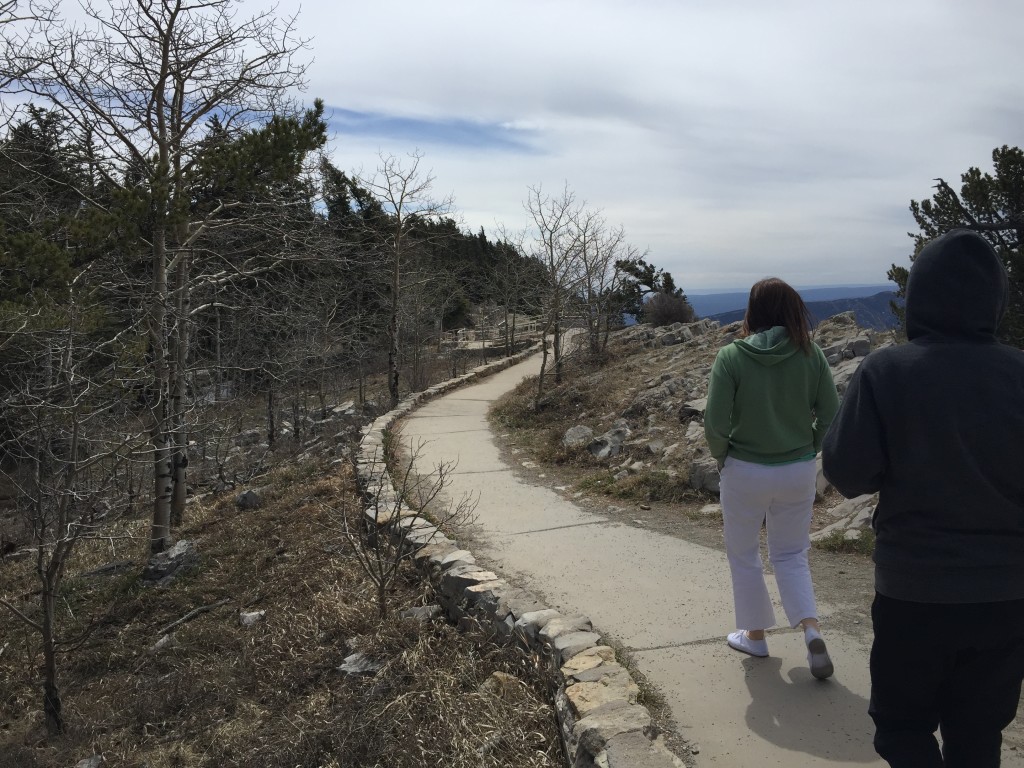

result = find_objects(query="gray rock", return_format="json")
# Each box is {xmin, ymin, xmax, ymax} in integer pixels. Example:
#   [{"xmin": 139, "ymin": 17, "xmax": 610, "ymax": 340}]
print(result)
[
  {"xmin": 331, "ymin": 400, "xmax": 357, "ymax": 417},
  {"xmin": 589, "ymin": 425, "xmax": 631, "ymax": 460},
  {"xmin": 623, "ymin": 388, "xmax": 667, "ymax": 418},
  {"xmin": 683, "ymin": 421, "xmax": 704, "ymax": 443},
  {"xmin": 603, "ymin": 732, "xmax": 687, "ymax": 767},
  {"xmin": 239, "ymin": 610, "xmax": 265, "ymax": 627},
  {"xmin": 688, "ymin": 456, "xmax": 720, "ymax": 493},
  {"xmin": 498, "ymin": 594, "xmax": 550, "ymax": 622},
  {"xmin": 440, "ymin": 565, "xmax": 499, "ymax": 599},
  {"xmin": 831, "ymin": 355, "xmax": 865, "ymax": 395},
  {"xmin": 338, "ymin": 652, "xmax": 381, "ymax": 676},
  {"xmin": 235, "ymin": 488, "xmax": 262, "ymax": 510},
  {"xmin": 437, "ymin": 548, "xmax": 475, "ymax": 568},
  {"xmin": 815, "ymin": 455, "xmax": 830, "ymax": 498},
  {"xmin": 540, "ymin": 615, "xmax": 594, "ymax": 642},
  {"xmin": 142, "ymin": 540, "xmax": 198, "ymax": 583},
  {"xmin": 643, "ymin": 373, "xmax": 672, "ymax": 388},
  {"xmin": 820, "ymin": 342, "xmax": 844, "ymax": 359},
  {"xmin": 401, "ymin": 605, "xmax": 443, "ymax": 622},
  {"xmin": 564, "ymin": 426, "xmax": 596, "ymax": 448},
  {"xmin": 464, "ymin": 579, "xmax": 511, "ymax": 612},
  {"xmin": 826, "ymin": 493, "xmax": 877, "ymax": 519},
  {"xmin": 554, "ymin": 631, "xmax": 603, "ymax": 663},
  {"xmin": 851, "ymin": 507, "xmax": 874, "ymax": 528},
  {"xmin": 414, "ymin": 541, "xmax": 459, "ymax": 565},
  {"xmin": 848, "ymin": 336, "xmax": 872, "ymax": 357},
  {"xmin": 75, "ymin": 757, "xmax": 104, "ymax": 768},
  {"xmin": 514, "ymin": 609, "xmax": 561, "ymax": 641},
  {"xmin": 573, "ymin": 701, "xmax": 653, "ymax": 758},
  {"xmin": 150, "ymin": 633, "xmax": 177, "ymax": 654},
  {"xmin": 678, "ymin": 398, "xmax": 706, "ymax": 423}
]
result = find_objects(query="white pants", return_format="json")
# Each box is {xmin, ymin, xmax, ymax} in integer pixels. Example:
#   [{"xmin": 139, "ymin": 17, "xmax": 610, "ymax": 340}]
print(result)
[{"xmin": 720, "ymin": 456, "xmax": 818, "ymax": 630}]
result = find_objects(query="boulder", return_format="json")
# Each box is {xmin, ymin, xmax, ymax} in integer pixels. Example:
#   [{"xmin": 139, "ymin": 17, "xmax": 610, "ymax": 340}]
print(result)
[
  {"xmin": 142, "ymin": 540, "xmax": 199, "ymax": 583},
  {"xmin": 678, "ymin": 398, "xmax": 706, "ymax": 423},
  {"xmin": 401, "ymin": 605, "xmax": 443, "ymax": 623},
  {"xmin": 688, "ymin": 456, "xmax": 720, "ymax": 493},
  {"xmin": 338, "ymin": 652, "xmax": 381, "ymax": 676},
  {"xmin": 563, "ymin": 426, "xmax": 596, "ymax": 448},
  {"xmin": 239, "ymin": 610, "xmax": 266, "ymax": 627},
  {"xmin": 150, "ymin": 633, "xmax": 177, "ymax": 654},
  {"xmin": 235, "ymin": 488, "xmax": 263, "ymax": 510},
  {"xmin": 589, "ymin": 424, "xmax": 631, "ymax": 460}
]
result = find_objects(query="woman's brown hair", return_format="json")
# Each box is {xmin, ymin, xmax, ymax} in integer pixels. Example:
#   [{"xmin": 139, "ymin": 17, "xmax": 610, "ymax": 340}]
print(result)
[{"xmin": 742, "ymin": 277, "xmax": 813, "ymax": 353}]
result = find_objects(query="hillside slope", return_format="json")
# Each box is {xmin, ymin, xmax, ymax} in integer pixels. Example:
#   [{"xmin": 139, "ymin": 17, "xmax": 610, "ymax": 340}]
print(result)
[{"xmin": 688, "ymin": 285, "xmax": 893, "ymax": 317}]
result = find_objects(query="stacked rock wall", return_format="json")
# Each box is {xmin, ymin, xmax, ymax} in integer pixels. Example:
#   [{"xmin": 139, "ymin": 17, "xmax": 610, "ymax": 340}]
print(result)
[{"xmin": 354, "ymin": 346, "xmax": 686, "ymax": 768}]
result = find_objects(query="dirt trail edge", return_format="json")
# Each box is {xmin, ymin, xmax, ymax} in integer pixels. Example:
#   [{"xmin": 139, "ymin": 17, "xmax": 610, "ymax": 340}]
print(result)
[{"xmin": 399, "ymin": 353, "xmax": 900, "ymax": 767}]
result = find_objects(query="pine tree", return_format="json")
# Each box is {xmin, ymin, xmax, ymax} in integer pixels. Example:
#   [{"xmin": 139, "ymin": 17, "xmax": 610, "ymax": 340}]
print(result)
[{"xmin": 890, "ymin": 145, "xmax": 1024, "ymax": 347}]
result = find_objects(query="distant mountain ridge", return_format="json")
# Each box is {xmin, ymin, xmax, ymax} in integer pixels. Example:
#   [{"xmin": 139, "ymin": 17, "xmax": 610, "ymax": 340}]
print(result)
[
  {"xmin": 688, "ymin": 285, "xmax": 893, "ymax": 318},
  {"xmin": 707, "ymin": 291, "xmax": 901, "ymax": 331}
]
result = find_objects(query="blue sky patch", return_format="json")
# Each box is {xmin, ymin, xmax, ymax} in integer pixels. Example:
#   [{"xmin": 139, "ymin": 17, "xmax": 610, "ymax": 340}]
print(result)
[{"xmin": 325, "ymin": 107, "xmax": 540, "ymax": 153}]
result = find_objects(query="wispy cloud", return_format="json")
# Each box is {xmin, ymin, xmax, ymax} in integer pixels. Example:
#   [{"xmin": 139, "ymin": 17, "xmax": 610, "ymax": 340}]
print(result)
[{"xmin": 298, "ymin": 0, "xmax": 1024, "ymax": 290}]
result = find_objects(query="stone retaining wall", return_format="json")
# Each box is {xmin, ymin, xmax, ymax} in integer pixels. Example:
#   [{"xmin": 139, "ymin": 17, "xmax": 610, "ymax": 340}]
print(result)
[{"xmin": 354, "ymin": 346, "xmax": 686, "ymax": 768}]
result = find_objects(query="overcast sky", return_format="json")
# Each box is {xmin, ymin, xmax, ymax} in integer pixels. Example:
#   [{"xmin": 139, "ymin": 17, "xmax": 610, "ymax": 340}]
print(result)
[{"xmin": 294, "ymin": 1, "xmax": 1020, "ymax": 291}]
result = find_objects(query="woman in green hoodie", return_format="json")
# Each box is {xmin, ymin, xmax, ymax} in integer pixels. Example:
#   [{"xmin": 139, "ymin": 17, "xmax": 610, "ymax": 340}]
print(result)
[{"xmin": 704, "ymin": 277, "xmax": 839, "ymax": 679}]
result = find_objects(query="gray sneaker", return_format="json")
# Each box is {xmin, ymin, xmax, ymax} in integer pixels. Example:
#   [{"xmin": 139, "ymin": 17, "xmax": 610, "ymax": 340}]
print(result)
[{"xmin": 807, "ymin": 636, "xmax": 834, "ymax": 680}]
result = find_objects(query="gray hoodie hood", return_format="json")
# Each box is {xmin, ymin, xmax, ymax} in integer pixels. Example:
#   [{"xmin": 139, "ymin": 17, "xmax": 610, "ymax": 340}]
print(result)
[{"xmin": 905, "ymin": 229, "xmax": 1008, "ymax": 342}]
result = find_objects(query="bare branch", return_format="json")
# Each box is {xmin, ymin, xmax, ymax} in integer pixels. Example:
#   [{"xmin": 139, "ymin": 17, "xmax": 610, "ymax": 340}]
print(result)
[
  {"xmin": 0, "ymin": 597, "xmax": 43, "ymax": 632},
  {"xmin": 157, "ymin": 597, "xmax": 232, "ymax": 635}
]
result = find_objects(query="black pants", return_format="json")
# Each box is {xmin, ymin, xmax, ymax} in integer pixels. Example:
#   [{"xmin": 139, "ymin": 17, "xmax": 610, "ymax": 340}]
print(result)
[{"xmin": 870, "ymin": 593, "xmax": 1024, "ymax": 767}]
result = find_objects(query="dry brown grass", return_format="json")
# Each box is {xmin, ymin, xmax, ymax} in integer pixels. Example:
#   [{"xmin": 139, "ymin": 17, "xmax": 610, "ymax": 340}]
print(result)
[
  {"xmin": 0, "ymin": 455, "xmax": 562, "ymax": 767},
  {"xmin": 489, "ymin": 361, "xmax": 623, "ymax": 472}
]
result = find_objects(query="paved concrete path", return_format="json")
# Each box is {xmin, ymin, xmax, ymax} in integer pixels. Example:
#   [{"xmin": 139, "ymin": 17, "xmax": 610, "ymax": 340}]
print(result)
[{"xmin": 397, "ymin": 353, "xmax": 1018, "ymax": 766}]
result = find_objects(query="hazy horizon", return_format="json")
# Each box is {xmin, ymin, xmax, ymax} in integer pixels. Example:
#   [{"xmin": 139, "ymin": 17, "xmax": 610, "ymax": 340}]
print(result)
[{"xmin": 686, "ymin": 282, "xmax": 893, "ymax": 296}]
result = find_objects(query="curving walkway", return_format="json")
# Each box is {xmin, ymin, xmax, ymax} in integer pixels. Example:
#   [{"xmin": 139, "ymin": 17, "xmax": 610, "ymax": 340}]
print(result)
[{"xmin": 397, "ymin": 353, "xmax": 1020, "ymax": 766}]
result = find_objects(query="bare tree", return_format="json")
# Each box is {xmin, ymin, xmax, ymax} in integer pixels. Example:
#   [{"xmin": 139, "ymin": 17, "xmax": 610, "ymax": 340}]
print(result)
[
  {"xmin": 572, "ymin": 210, "xmax": 643, "ymax": 355},
  {"xmin": 357, "ymin": 151, "xmax": 453, "ymax": 409},
  {"xmin": 524, "ymin": 183, "xmax": 584, "ymax": 402},
  {"xmin": 4, "ymin": 0, "xmax": 311, "ymax": 551},
  {"xmin": 0, "ymin": 1, "xmax": 56, "ymax": 92},
  {"xmin": 340, "ymin": 442, "xmax": 476, "ymax": 618},
  {"xmin": 0, "ymin": 278, "xmax": 145, "ymax": 736},
  {"xmin": 492, "ymin": 225, "xmax": 544, "ymax": 357}
]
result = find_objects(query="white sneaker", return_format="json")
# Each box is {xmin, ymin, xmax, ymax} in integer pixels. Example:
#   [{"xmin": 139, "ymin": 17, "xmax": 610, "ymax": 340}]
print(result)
[{"xmin": 727, "ymin": 630, "xmax": 769, "ymax": 657}]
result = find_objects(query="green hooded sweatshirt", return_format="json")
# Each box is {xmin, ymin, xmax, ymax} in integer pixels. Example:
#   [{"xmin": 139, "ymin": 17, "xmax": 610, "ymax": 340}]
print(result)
[{"xmin": 704, "ymin": 326, "xmax": 839, "ymax": 465}]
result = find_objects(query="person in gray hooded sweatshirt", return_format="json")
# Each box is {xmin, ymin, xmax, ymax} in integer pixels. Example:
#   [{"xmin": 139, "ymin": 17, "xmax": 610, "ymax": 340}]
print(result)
[{"xmin": 822, "ymin": 229, "xmax": 1024, "ymax": 767}]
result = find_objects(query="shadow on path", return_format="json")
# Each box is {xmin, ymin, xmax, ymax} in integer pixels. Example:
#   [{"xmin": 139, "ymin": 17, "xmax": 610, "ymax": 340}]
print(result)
[{"xmin": 742, "ymin": 656, "xmax": 878, "ymax": 762}]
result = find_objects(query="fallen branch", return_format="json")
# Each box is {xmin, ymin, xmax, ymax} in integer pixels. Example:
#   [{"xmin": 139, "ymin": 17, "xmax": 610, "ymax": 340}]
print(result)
[
  {"xmin": 157, "ymin": 598, "xmax": 232, "ymax": 636},
  {"xmin": 0, "ymin": 597, "xmax": 43, "ymax": 632}
]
